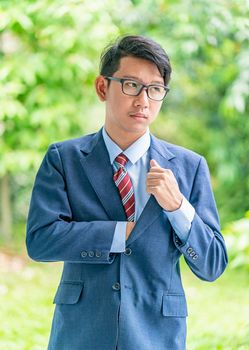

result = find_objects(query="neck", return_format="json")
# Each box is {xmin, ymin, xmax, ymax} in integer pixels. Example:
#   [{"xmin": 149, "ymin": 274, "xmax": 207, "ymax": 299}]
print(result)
[{"xmin": 104, "ymin": 127, "xmax": 146, "ymax": 150}]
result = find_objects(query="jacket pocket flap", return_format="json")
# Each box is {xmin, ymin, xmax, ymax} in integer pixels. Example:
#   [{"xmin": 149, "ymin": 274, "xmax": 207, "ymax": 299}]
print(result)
[
  {"xmin": 162, "ymin": 294, "xmax": 188, "ymax": 317},
  {"xmin": 53, "ymin": 281, "xmax": 84, "ymax": 305}
]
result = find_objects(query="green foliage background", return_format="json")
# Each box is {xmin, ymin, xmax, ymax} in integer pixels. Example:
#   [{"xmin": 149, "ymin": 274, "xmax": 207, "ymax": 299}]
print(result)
[
  {"xmin": 1, "ymin": 0, "xmax": 248, "ymax": 227},
  {"xmin": 0, "ymin": 0, "xmax": 249, "ymax": 348}
]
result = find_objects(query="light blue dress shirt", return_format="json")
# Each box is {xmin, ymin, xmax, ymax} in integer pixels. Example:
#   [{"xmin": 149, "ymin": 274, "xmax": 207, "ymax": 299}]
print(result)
[{"xmin": 102, "ymin": 128, "xmax": 195, "ymax": 253}]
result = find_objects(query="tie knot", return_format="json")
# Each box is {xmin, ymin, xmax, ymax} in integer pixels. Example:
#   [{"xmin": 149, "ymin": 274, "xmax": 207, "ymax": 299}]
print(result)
[{"xmin": 115, "ymin": 153, "xmax": 129, "ymax": 167}]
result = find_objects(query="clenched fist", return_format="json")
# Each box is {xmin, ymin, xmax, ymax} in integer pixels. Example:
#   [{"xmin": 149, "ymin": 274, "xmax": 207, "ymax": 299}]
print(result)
[{"xmin": 146, "ymin": 159, "xmax": 183, "ymax": 212}]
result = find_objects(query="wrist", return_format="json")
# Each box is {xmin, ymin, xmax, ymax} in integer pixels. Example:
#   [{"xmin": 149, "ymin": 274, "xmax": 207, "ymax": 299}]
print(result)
[{"xmin": 166, "ymin": 193, "xmax": 183, "ymax": 212}]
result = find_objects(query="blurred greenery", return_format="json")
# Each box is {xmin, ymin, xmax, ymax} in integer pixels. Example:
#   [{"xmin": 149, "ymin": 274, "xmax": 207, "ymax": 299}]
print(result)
[
  {"xmin": 223, "ymin": 211, "xmax": 249, "ymax": 270},
  {"xmin": 0, "ymin": 0, "xmax": 249, "ymax": 235},
  {"xmin": 0, "ymin": 0, "xmax": 249, "ymax": 348},
  {"xmin": 0, "ymin": 0, "xmax": 248, "ymax": 233}
]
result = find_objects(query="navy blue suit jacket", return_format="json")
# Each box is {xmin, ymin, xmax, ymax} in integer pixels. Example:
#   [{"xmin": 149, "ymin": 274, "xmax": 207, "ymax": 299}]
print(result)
[{"xmin": 26, "ymin": 129, "xmax": 228, "ymax": 350}]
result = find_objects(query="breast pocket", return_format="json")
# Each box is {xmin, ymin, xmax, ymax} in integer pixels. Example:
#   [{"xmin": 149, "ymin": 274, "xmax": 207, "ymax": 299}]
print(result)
[
  {"xmin": 162, "ymin": 293, "xmax": 188, "ymax": 317},
  {"xmin": 53, "ymin": 281, "xmax": 84, "ymax": 305}
]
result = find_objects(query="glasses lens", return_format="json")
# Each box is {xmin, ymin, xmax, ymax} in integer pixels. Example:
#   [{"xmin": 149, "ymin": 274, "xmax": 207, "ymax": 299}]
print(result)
[
  {"xmin": 148, "ymin": 85, "xmax": 166, "ymax": 101},
  {"xmin": 122, "ymin": 80, "xmax": 140, "ymax": 96}
]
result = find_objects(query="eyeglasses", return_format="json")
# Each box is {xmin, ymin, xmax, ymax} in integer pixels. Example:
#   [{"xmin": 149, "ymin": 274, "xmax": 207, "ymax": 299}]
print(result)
[{"xmin": 104, "ymin": 76, "xmax": 170, "ymax": 101}]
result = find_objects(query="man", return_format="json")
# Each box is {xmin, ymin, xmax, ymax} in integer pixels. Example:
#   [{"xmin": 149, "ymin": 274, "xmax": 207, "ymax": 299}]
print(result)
[{"xmin": 26, "ymin": 35, "xmax": 228, "ymax": 350}]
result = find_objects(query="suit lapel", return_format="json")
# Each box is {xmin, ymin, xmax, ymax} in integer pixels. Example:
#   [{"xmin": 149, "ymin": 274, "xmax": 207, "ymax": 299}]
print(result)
[
  {"xmin": 79, "ymin": 129, "xmax": 126, "ymax": 221},
  {"xmin": 127, "ymin": 134, "xmax": 177, "ymax": 245}
]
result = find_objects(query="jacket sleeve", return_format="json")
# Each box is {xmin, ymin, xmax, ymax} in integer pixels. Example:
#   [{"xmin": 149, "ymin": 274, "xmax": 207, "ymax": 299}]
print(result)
[
  {"xmin": 173, "ymin": 156, "xmax": 228, "ymax": 281},
  {"xmin": 26, "ymin": 144, "xmax": 116, "ymax": 264}
]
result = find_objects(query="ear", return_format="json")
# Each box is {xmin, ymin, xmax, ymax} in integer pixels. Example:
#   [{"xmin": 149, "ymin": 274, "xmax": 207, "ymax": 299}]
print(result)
[{"xmin": 95, "ymin": 75, "xmax": 108, "ymax": 101}]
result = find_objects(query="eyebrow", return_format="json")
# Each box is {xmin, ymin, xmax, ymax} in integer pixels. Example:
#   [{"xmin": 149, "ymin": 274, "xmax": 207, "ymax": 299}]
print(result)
[{"xmin": 121, "ymin": 75, "xmax": 165, "ymax": 85}]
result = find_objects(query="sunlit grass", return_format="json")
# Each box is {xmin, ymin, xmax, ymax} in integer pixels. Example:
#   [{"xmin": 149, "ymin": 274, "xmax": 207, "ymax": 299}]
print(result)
[
  {"xmin": 181, "ymin": 259, "xmax": 249, "ymax": 349},
  {"xmin": 0, "ymin": 256, "xmax": 62, "ymax": 350},
  {"xmin": 0, "ymin": 253, "xmax": 248, "ymax": 350}
]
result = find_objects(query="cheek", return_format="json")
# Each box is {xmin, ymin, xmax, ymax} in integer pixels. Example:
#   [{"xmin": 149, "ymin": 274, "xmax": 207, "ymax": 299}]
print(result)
[
  {"xmin": 107, "ymin": 95, "xmax": 120, "ymax": 113},
  {"xmin": 113, "ymin": 98, "xmax": 131, "ymax": 116},
  {"xmin": 110, "ymin": 92, "xmax": 128, "ymax": 109},
  {"xmin": 151, "ymin": 103, "xmax": 162, "ymax": 118}
]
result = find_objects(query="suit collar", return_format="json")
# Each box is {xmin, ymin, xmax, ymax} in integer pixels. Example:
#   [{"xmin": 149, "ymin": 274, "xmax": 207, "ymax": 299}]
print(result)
[
  {"xmin": 79, "ymin": 128, "xmax": 102, "ymax": 154},
  {"xmin": 150, "ymin": 133, "xmax": 176, "ymax": 161},
  {"xmin": 79, "ymin": 129, "xmax": 176, "ymax": 160},
  {"xmin": 102, "ymin": 127, "xmax": 151, "ymax": 165}
]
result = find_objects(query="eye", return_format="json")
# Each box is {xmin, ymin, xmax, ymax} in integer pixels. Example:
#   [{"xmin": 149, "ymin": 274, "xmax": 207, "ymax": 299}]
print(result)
[
  {"xmin": 125, "ymin": 80, "xmax": 139, "ymax": 89},
  {"xmin": 150, "ymin": 85, "xmax": 164, "ymax": 93}
]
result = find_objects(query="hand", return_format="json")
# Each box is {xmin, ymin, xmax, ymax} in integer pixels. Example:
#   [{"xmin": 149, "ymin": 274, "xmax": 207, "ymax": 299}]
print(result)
[
  {"xmin": 146, "ymin": 159, "xmax": 183, "ymax": 211},
  {"xmin": 126, "ymin": 222, "xmax": 136, "ymax": 240}
]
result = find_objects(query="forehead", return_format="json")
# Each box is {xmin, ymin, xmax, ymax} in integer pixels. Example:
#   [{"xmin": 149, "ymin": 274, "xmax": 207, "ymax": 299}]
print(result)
[{"xmin": 114, "ymin": 56, "xmax": 164, "ymax": 84}]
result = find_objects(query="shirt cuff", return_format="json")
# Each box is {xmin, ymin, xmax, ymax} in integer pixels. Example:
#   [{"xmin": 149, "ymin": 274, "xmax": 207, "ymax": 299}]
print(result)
[
  {"xmin": 110, "ymin": 222, "xmax": 126, "ymax": 253},
  {"xmin": 164, "ymin": 196, "xmax": 195, "ymax": 243}
]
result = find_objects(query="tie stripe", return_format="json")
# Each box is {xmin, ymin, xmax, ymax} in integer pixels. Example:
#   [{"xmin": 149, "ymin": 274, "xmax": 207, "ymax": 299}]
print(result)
[
  {"xmin": 119, "ymin": 178, "xmax": 130, "ymax": 194},
  {"xmin": 122, "ymin": 187, "xmax": 134, "ymax": 204},
  {"xmin": 114, "ymin": 169, "xmax": 126, "ymax": 186},
  {"xmin": 113, "ymin": 154, "xmax": 135, "ymax": 221}
]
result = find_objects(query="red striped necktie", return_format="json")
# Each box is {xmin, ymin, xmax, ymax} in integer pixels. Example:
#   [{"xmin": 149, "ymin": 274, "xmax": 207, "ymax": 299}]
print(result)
[{"xmin": 113, "ymin": 153, "xmax": 135, "ymax": 222}]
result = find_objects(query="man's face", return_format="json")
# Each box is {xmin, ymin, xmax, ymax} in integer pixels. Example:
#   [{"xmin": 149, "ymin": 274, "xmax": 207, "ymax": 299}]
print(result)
[{"xmin": 97, "ymin": 56, "xmax": 165, "ymax": 140}]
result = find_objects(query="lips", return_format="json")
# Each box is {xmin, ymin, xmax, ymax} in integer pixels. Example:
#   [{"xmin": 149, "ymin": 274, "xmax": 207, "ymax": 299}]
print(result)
[{"xmin": 129, "ymin": 113, "xmax": 147, "ymax": 119}]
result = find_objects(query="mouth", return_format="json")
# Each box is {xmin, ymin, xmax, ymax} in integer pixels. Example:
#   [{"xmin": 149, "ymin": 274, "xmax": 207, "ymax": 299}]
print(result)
[{"xmin": 129, "ymin": 112, "xmax": 148, "ymax": 119}]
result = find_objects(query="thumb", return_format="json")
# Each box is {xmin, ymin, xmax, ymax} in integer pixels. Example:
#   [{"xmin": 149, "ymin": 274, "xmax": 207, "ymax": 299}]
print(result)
[{"xmin": 150, "ymin": 159, "xmax": 160, "ymax": 168}]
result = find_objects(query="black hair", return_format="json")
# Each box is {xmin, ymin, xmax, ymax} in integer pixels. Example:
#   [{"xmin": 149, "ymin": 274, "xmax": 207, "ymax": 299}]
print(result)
[{"xmin": 99, "ymin": 35, "xmax": 172, "ymax": 85}]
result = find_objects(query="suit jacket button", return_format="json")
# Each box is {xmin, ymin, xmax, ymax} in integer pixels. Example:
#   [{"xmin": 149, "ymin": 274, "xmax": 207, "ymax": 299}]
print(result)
[
  {"xmin": 124, "ymin": 248, "xmax": 132, "ymax": 256},
  {"xmin": 190, "ymin": 251, "xmax": 196, "ymax": 257},
  {"xmin": 112, "ymin": 282, "xmax": 120, "ymax": 291},
  {"xmin": 88, "ymin": 251, "xmax": 94, "ymax": 257},
  {"xmin": 95, "ymin": 251, "xmax": 102, "ymax": 258},
  {"xmin": 193, "ymin": 254, "xmax": 198, "ymax": 260},
  {"xmin": 81, "ymin": 251, "xmax": 87, "ymax": 258},
  {"xmin": 187, "ymin": 247, "xmax": 193, "ymax": 254}
]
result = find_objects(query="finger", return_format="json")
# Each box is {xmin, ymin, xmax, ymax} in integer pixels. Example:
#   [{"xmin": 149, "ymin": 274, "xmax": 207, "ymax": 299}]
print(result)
[
  {"xmin": 146, "ymin": 186, "xmax": 157, "ymax": 194},
  {"xmin": 147, "ymin": 180, "xmax": 161, "ymax": 187},
  {"xmin": 149, "ymin": 167, "xmax": 166, "ymax": 174},
  {"xmin": 147, "ymin": 175, "xmax": 165, "ymax": 183},
  {"xmin": 146, "ymin": 186, "xmax": 160, "ymax": 196},
  {"xmin": 146, "ymin": 179, "xmax": 161, "ymax": 187},
  {"xmin": 150, "ymin": 159, "xmax": 166, "ymax": 172},
  {"xmin": 147, "ymin": 172, "xmax": 167, "ymax": 179},
  {"xmin": 150, "ymin": 159, "xmax": 160, "ymax": 168}
]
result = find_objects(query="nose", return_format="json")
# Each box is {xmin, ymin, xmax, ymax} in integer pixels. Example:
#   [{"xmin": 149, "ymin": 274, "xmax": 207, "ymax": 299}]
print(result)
[{"xmin": 133, "ymin": 88, "xmax": 149, "ymax": 108}]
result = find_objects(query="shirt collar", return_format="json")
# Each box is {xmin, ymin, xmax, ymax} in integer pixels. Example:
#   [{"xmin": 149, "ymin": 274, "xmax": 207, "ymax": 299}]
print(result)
[{"xmin": 102, "ymin": 127, "xmax": 150, "ymax": 165}]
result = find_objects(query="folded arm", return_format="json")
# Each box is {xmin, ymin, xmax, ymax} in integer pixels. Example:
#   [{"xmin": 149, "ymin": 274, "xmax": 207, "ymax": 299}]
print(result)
[{"xmin": 26, "ymin": 144, "xmax": 118, "ymax": 264}]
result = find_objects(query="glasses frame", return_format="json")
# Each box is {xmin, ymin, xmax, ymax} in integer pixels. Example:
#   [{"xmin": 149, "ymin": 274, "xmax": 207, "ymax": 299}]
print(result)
[{"xmin": 104, "ymin": 76, "xmax": 170, "ymax": 101}]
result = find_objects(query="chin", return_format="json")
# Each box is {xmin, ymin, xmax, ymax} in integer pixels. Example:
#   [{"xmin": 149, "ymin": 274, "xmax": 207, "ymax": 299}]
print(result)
[{"xmin": 124, "ymin": 127, "xmax": 147, "ymax": 134}]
